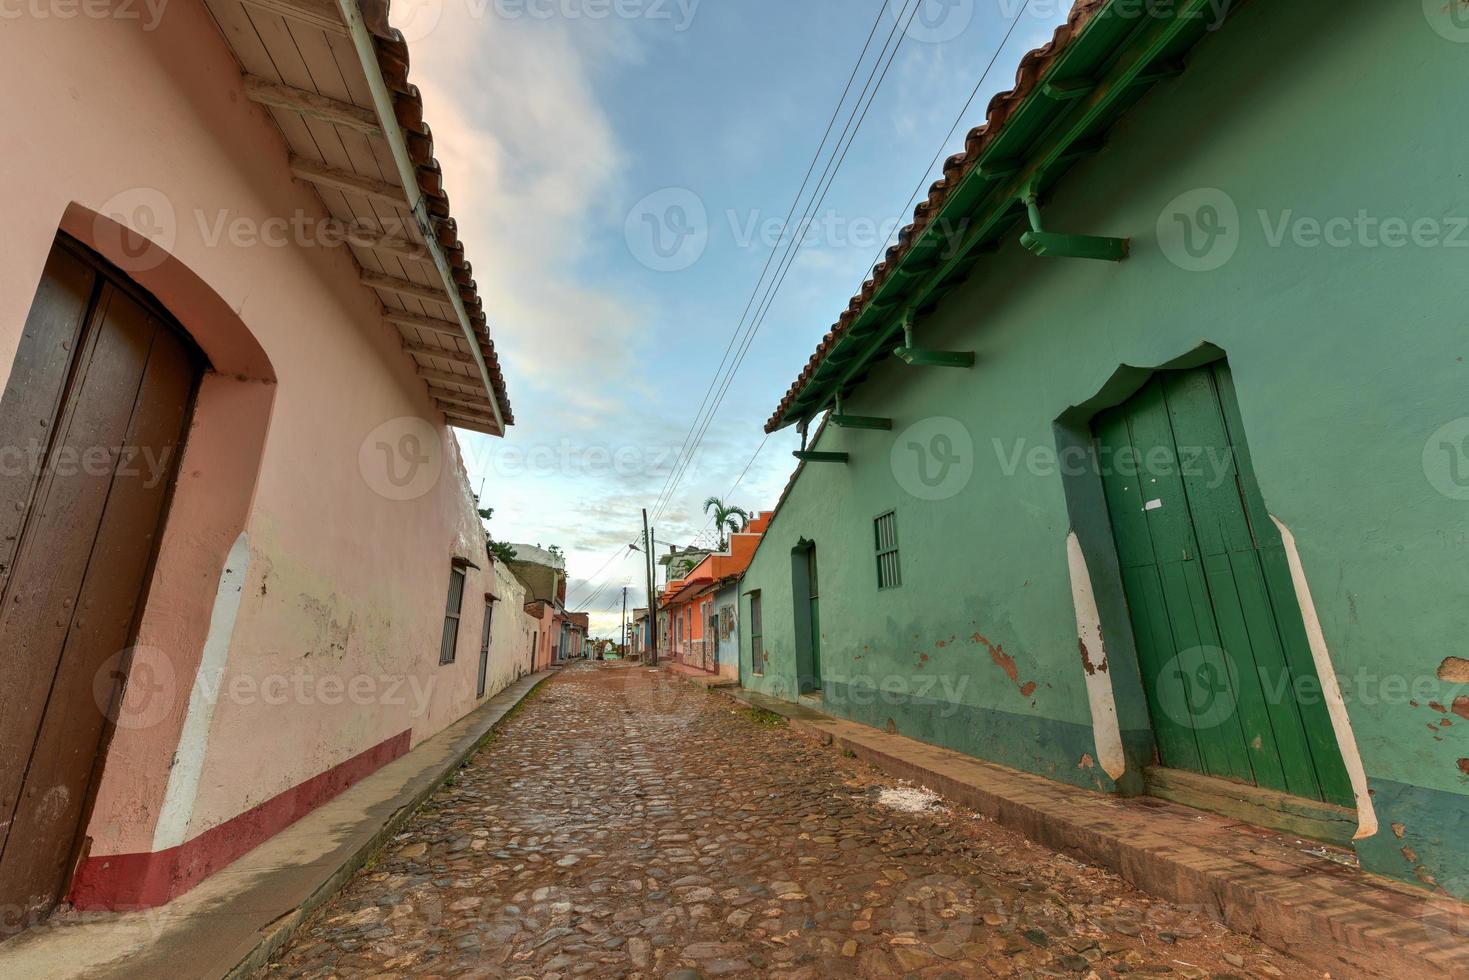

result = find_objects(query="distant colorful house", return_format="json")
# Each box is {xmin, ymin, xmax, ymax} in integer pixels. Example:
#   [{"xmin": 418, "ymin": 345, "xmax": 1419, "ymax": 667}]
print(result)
[
  {"xmin": 660, "ymin": 513, "xmax": 771, "ymax": 681},
  {"xmin": 630, "ymin": 608, "xmax": 649, "ymax": 660},
  {"xmin": 564, "ymin": 612, "xmax": 590, "ymax": 660},
  {"xmin": 510, "ymin": 546, "xmax": 570, "ymax": 669}
]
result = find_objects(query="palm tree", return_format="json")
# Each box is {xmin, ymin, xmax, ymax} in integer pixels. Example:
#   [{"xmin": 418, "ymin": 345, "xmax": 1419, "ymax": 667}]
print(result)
[{"xmin": 703, "ymin": 497, "xmax": 751, "ymax": 551}]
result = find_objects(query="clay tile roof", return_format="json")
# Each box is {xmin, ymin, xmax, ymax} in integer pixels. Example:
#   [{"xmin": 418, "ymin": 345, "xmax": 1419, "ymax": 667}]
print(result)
[
  {"xmin": 360, "ymin": 1, "xmax": 514, "ymax": 426},
  {"xmin": 765, "ymin": 0, "xmax": 1105, "ymax": 433}
]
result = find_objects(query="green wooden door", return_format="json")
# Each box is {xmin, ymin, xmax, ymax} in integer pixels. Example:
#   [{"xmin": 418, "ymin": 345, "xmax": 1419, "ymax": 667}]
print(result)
[
  {"xmin": 807, "ymin": 546, "xmax": 822, "ymax": 692},
  {"xmin": 1094, "ymin": 363, "xmax": 1352, "ymax": 807},
  {"xmin": 792, "ymin": 543, "xmax": 822, "ymax": 694}
]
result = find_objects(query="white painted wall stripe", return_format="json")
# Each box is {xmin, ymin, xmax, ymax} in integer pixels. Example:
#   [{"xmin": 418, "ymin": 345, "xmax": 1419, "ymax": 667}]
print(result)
[
  {"xmin": 1067, "ymin": 532, "xmax": 1127, "ymax": 780},
  {"xmin": 1270, "ymin": 516, "xmax": 1378, "ymax": 840},
  {"xmin": 152, "ymin": 532, "xmax": 251, "ymax": 851}
]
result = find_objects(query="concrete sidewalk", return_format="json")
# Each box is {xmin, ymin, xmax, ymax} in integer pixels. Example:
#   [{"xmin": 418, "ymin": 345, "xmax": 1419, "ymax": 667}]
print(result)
[
  {"xmin": 665, "ymin": 661, "xmax": 739, "ymax": 689},
  {"xmin": 718, "ymin": 686, "xmax": 1469, "ymax": 979},
  {"xmin": 0, "ymin": 670, "xmax": 557, "ymax": 980}
]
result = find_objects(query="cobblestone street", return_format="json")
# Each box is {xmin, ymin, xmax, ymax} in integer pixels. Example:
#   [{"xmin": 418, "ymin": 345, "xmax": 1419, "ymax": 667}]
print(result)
[{"xmin": 263, "ymin": 664, "xmax": 1319, "ymax": 979}]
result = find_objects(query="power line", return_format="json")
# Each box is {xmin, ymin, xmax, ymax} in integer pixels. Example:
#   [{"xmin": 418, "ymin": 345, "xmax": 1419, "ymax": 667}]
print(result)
[
  {"xmin": 685, "ymin": 432, "xmax": 772, "ymax": 546},
  {"xmin": 651, "ymin": 0, "xmax": 922, "ymax": 525},
  {"xmin": 575, "ymin": 554, "xmax": 635, "ymax": 612},
  {"xmin": 664, "ymin": 1, "xmax": 1037, "ymax": 540},
  {"xmin": 652, "ymin": 0, "xmax": 925, "ymax": 527},
  {"xmin": 863, "ymin": 0, "xmax": 1035, "ymax": 277},
  {"xmin": 568, "ymin": 542, "xmax": 636, "ymax": 609},
  {"xmin": 646, "ymin": 0, "xmax": 892, "ymax": 523},
  {"xmin": 647, "ymin": 0, "xmax": 903, "ymax": 524}
]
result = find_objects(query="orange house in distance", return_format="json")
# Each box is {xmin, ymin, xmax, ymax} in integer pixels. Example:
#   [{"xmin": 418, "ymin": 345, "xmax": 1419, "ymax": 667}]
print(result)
[{"xmin": 661, "ymin": 512, "xmax": 771, "ymax": 681}]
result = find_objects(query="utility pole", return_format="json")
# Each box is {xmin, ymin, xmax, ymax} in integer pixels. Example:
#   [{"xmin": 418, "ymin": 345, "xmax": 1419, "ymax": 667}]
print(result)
[
  {"xmin": 620, "ymin": 585, "xmax": 628, "ymax": 660},
  {"xmin": 643, "ymin": 508, "xmax": 659, "ymax": 667}
]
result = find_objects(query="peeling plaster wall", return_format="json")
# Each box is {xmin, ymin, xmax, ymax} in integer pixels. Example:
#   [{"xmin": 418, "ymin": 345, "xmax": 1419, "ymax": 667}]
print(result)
[
  {"xmin": 739, "ymin": 0, "xmax": 1469, "ymax": 896},
  {"xmin": 0, "ymin": 9, "xmax": 537, "ymax": 865},
  {"xmin": 714, "ymin": 582, "xmax": 740, "ymax": 682}
]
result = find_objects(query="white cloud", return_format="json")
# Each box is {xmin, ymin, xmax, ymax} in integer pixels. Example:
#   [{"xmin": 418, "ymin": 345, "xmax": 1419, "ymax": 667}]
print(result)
[{"xmin": 400, "ymin": 2, "xmax": 648, "ymax": 417}]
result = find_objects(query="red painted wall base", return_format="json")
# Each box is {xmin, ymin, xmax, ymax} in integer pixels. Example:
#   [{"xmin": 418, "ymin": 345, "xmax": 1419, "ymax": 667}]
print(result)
[{"xmin": 69, "ymin": 729, "xmax": 411, "ymax": 910}]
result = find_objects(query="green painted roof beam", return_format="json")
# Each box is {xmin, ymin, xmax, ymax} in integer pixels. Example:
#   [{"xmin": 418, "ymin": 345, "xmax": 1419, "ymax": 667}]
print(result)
[
  {"xmin": 1021, "ymin": 230, "xmax": 1129, "ymax": 261},
  {"xmin": 892, "ymin": 312, "xmax": 974, "ymax": 369},
  {"xmin": 777, "ymin": 0, "xmax": 1214, "ymax": 429},
  {"xmin": 1020, "ymin": 188, "xmax": 1129, "ymax": 262},
  {"xmin": 793, "ymin": 451, "xmax": 850, "ymax": 464},
  {"xmin": 1041, "ymin": 78, "xmax": 1094, "ymax": 101},
  {"xmin": 893, "ymin": 347, "xmax": 976, "ymax": 368},
  {"xmin": 831, "ymin": 414, "xmax": 893, "ymax": 430}
]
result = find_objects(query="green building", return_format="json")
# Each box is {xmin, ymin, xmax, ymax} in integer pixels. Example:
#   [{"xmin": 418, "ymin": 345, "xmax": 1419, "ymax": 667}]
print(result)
[{"xmin": 738, "ymin": 0, "xmax": 1469, "ymax": 898}]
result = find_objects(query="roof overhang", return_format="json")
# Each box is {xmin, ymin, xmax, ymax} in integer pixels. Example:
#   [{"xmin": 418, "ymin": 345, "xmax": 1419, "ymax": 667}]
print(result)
[
  {"xmin": 203, "ymin": 0, "xmax": 512, "ymax": 435},
  {"xmin": 767, "ymin": 0, "xmax": 1233, "ymax": 432}
]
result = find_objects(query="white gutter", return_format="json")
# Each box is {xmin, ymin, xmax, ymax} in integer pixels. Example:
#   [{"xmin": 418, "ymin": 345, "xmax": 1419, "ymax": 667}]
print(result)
[{"xmin": 335, "ymin": 0, "xmax": 506, "ymax": 435}]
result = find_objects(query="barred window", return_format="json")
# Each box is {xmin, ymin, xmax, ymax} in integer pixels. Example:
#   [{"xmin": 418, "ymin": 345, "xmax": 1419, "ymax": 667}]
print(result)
[
  {"xmin": 440, "ymin": 564, "xmax": 466, "ymax": 664},
  {"xmin": 874, "ymin": 511, "xmax": 901, "ymax": 590}
]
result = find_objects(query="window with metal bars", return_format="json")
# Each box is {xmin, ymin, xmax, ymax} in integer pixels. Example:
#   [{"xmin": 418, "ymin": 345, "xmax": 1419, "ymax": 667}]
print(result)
[
  {"xmin": 440, "ymin": 564, "xmax": 466, "ymax": 664},
  {"xmin": 748, "ymin": 590, "xmax": 764, "ymax": 675},
  {"xmin": 874, "ymin": 511, "xmax": 901, "ymax": 589}
]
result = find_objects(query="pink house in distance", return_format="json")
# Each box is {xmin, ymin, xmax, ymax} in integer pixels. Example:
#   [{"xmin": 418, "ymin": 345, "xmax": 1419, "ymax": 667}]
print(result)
[
  {"xmin": 0, "ymin": 0, "xmax": 539, "ymax": 937},
  {"xmin": 660, "ymin": 512, "xmax": 771, "ymax": 682}
]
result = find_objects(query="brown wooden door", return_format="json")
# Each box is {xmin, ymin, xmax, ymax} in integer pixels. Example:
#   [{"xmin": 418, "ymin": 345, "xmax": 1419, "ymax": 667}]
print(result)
[
  {"xmin": 0, "ymin": 239, "xmax": 201, "ymax": 933},
  {"xmin": 477, "ymin": 600, "xmax": 494, "ymax": 698}
]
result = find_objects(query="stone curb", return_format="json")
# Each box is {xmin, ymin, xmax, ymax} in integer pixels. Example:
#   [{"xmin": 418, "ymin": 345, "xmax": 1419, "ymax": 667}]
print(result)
[
  {"xmin": 226, "ymin": 670, "xmax": 558, "ymax": 979},
  {"xmin": 708, "ymin": 686, "xmax": 1469, "ymax": 979}
]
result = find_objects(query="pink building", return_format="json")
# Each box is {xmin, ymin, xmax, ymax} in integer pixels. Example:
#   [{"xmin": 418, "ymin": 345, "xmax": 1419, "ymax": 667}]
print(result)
[
  {"xmin": 660, "ymin": 512, "xmax": 771, "ymax": 681},
  {"xmin": 0, "ymin": 0, "xmax": 539, "ymax": 935}
]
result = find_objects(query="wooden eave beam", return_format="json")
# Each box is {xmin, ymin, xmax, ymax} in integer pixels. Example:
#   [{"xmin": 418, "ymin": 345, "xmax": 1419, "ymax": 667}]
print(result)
[
  {"xmin": 404, "ymin": 340, "xmax": 475, "ymax": 364},
  {"xmin": 444, "ymin": 412, "xmax": 500, "ymax": 433},
  {"xmin": 243, "ymin": 76, "xmax": 381, "ymax": 135},
  {"xmin": 429, "ymin": 387, "xmax": 492, "ymax": 409},
  {"xmin": 289, "ymin": 157, "xmax": 405, "ymax": 208},
  {"xmin": 437, "ymin": 401, "xmax": 494, "ymax": 421},
  {"xmin": 384, "ymin": 310, "xmax": 462, "ymax": 337},
  {"xmin": 779, "ymin": 0, "xmax": 1214, "ymax": 429},
  {"xmin": 347, "ymin": 231, "xmax": 430, "ymax": 264},
  {"xmin": 417, "ymin": 365, "xmax": 488, "ymax": 390},
  {"xmin": 361, "ymin": 271, "xmax": 450, "ymax": 305}
]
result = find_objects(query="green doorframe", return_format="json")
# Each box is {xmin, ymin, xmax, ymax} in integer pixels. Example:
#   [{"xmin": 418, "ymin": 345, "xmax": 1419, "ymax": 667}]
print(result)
[
  {"xmin": 1055, "ymin": 344, "xmax": 1247, "ymax": 795},
  {"xmin": 790, "ymin": 539, "xmax": 822, "ymax": 696},
  {"xmin": 1055, "ymin": 344, "xmax": 1356, "ymax": 821}
]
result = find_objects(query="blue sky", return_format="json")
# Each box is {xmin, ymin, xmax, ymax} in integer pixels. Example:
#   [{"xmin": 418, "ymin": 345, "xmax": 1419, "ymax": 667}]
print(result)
[{"xmin": 398, "ymin": 0, "xmax": 1073, "ymax": 634}]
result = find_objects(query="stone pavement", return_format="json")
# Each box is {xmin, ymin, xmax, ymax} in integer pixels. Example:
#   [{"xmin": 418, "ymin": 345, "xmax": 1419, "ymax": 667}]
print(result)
[{"xmin": 260, "ymin": 662, "xmax": 1321, "ymax": 979}]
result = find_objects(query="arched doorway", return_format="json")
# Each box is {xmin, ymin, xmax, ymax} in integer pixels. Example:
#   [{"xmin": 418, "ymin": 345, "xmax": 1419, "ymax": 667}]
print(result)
[
  {"xmin": 1092, "ymin": 360, "xmax": 1354, "ymax": 810},
  {"xmin": 791, "ymin": 540, "xmax": 822, "ymax": 697},
  {"xmin": 0, "ymin": 236, "xmax": 205, "ymax": 933}
]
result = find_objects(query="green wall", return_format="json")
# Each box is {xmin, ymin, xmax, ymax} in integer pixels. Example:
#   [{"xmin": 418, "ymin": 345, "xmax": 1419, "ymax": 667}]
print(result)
[{"xmin": 739, "ymin": 0, "xmax": 1469, "ymax": 896}]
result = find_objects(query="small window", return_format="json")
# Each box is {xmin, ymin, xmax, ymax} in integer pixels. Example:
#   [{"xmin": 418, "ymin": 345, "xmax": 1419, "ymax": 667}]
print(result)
[
  {"xmin": 874, "ymin": 511, "xmax": 901, "ymax": 589},
  {"xmin": 748, "ymin": 591, "xmax": 764, "ymax": 675},
  {"xmin": 440, "ymin": 564, "xmax": 466, "ymax": 664}
]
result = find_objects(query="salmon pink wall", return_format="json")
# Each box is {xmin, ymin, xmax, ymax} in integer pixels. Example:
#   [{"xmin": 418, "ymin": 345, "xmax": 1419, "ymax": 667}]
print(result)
[{"xmin": 0, "ymin": 5, "xmax": 534, "ymax": 899}]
